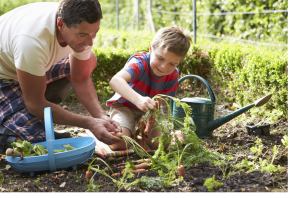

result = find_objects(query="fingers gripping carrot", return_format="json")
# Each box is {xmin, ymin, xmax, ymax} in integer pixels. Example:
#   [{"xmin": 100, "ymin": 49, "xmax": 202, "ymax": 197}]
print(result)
[{"xmin": 144, "ymin": 101, "xmax": 159, "ymax": 135}]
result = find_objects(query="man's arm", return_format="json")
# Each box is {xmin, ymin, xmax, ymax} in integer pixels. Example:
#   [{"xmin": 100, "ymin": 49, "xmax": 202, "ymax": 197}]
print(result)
[
  {"xmin": 69, "ymin": 52, "xmax": 121, "ymax": 131},
  {"xmin": 16, "ymin": 68, "xmax": 121, "ymax": 144},
  {"xmin": 68, "ymin": 52, "xmax": 106, "ymax": 118},
  {"xmin": 109, "ymin": 70, "xmax": 157, "ymax": 112}
]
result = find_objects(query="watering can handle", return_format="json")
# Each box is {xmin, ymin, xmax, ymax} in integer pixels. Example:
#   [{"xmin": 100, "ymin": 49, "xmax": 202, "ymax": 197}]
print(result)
[
  {"xmin": 177, "ymin": 74, "xmax": 216, "ymax": 103},
  {"xmin": 44, "ymin": 107, "xmax": 57, "ymax": 172}
]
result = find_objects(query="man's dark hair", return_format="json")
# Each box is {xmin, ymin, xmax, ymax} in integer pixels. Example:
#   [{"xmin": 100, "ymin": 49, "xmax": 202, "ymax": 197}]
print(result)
[{"xmin": 56, "ymin": 0, "xmax": 102, "ymax": 28}]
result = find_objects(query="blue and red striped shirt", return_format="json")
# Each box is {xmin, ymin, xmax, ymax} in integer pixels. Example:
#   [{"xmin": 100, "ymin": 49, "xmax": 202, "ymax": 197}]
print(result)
[{"xmin": 106, "ymin": 52, "xmax": 179, "ymax": 110}]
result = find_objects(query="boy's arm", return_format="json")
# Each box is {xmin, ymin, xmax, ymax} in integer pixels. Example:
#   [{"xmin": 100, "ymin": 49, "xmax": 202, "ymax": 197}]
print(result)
[{"xmin": 109, "ymin": 70, "xmax": 157, "ymax": 112}]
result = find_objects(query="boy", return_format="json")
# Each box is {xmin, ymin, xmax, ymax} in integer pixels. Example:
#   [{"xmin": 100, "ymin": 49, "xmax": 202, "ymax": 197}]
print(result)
[{"xmin": 106, "ymin": 27, "xmax": 192, "ymax": 150}]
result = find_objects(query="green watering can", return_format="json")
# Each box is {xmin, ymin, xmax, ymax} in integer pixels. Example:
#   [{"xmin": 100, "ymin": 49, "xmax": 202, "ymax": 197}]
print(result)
[{"xmin": 170, "ymin": 75, "xmax": 272, "ymax": 138}]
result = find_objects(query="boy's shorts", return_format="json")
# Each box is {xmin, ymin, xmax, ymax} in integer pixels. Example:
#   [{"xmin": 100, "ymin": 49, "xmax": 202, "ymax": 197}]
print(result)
[
  {"xmin": 109, "ymin": 102, "xmax": 145, "ymax": 134},
  {"xmin": 109, "ymin": 102, "xmax": 167, "ymax": 135},
  {"xmin": 0, "ymin": 56, "xmax": 70, "ymax": 143}
]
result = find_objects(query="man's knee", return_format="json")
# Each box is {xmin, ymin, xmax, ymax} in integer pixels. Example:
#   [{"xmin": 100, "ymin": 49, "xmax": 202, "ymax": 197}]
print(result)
[{"xmin": 45, "ymin": 78, "xmax": 72, "ymax": 104}]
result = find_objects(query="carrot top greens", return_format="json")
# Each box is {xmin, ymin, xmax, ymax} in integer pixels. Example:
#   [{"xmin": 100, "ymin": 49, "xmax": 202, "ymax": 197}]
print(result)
[{"xmin": 87, "ymin": 94, "xmax": 224, "ymax": 190}]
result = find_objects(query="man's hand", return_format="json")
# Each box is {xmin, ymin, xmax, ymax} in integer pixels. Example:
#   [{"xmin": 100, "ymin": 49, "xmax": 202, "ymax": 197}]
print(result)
[
  {"xmin": 136, "ymin": 96, "xmax": 158, "ymax": 112},
  {"xmin": 99, "ymin": 115, "xmax": 122, "ymax": 132},
  {"xmin": 86, "ymin": 118, "xmax": 122, "ymax": 145}
]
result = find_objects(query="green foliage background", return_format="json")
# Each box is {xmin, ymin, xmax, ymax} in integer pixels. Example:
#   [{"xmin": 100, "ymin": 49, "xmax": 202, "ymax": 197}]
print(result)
[
  {"xmin": 0, "ymin": 0, "xmax": 288, "ymax": 118},
  {"xmin": 1, "ymin": 0, "xmax": 288, "ymax": 44},
  {"xmin": 0, "ymin": 0, "xmax": 58, "ymax": 15},
  {"xmin": 97, "ymin": 0, "xmax": 287, "ymax": 45}
]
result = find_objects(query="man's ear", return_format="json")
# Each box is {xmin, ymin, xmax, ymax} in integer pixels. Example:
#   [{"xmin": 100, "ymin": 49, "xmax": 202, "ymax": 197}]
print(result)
[{"xmin": 57, "ymin": 17, "xmax": 64, "ymax": 31}]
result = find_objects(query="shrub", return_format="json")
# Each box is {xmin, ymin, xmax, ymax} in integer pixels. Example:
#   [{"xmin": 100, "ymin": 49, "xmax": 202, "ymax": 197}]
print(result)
[{"xmin": 206, "ymin": 42, "xmax": 288, "ymax": 117}]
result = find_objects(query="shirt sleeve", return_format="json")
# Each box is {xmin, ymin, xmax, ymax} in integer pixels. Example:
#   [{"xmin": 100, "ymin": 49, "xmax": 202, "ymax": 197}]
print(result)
[
  {"xmin": 12, "ymin": 35, "xmax": 48, "ymax": 76},
  {"xmin": 123, "ymin": 55, "xmax": 145, "ymax": 82},
  {"xmin": 71, "ymin": 45, "xmax": 92, "ymax": 60}
]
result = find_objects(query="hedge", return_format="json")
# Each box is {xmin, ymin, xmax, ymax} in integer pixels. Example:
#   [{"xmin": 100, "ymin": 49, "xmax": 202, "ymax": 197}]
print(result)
[
  {"xmin": 207, "ymin": 42, "xmax": 288, "ymax": 117},
  {"xmin": 88, "ymin": 38, "xmax": 288, "ymax": 118}
]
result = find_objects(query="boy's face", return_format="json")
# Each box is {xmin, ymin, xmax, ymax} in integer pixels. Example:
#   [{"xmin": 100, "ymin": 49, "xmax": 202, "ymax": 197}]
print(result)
[{"xmin": 149, "ymin": 45, "xmax": 183, "ymax": 78}]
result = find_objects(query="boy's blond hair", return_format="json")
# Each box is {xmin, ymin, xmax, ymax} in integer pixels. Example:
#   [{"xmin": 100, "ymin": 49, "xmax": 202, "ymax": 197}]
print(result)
[{"xmin": 151, "ymin": 26, "xmax": 192, "ymax": 57}]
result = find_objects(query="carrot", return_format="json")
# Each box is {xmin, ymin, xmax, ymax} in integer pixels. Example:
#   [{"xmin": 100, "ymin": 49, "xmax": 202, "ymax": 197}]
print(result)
[
  {"xmin": 121, "ymin": 168, "xmax": 146, "ymax": 175},
  {"xmin": 118, "ymin": 162, "xmax": 149, "ymax": 170},
  {"xmin": 128, "ymin": 169, "xmax": 146, "ymax": 174},
  {"xmin": 110, "ymin": 132, "xmax": 123, "ymax": 138},
  {"xmin": 144, "ymin": 100, "xmax": 159, "ymax": 135},
  {"xmin": 115, "ymin": 132, "xmax": 124, "ymax": 138},
  {"xmin": 111, "ymin": 172, "xmax": 121, "ymax": 177},
  {"xmin": 178, "ymin": 165, "xmax": 185, "ymax": 177},
  {"xmin": 86, "ymin": 170, "xmax": 92, "ymax": 181},
  {"xmin": 134, "ymin": 162, "xmax": 150, "ymax": 170},
  {"xmin": 136, "ymin": 158, "xmax": 151, "ymax": 163},
  {"xmin": 134, "ymin": 121, "xmax": 146, "ymax": 140},
  {"xmin": 117, "ymin": 162, "xmax": 126, "ymax": 165},
  {"xmin": 144, "ymin": 114, "xmax": 155, "ymax": 135},
  {"xmin": 142, "ymin": 129, "xmax": 147, "ymax": 149}
]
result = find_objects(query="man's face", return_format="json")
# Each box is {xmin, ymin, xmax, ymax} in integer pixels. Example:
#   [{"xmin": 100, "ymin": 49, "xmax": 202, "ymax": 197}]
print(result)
[
  {"xmin": 57, "ymin": 18, "xmax": 100, "ymax": 53},
  {"xmin": 149, "ymin": 45, "xmax": 183, "ymax": 77}
]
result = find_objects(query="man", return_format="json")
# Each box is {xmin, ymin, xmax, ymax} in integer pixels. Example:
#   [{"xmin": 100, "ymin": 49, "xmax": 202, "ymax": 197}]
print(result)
[{"xmin": 0, "ymin": 0, "xmax": 121, "ymax": 154}]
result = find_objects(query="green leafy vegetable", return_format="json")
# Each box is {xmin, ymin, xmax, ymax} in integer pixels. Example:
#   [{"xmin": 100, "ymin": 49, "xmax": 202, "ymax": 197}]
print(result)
[
  {"xmin": 11, "ymin": 140, "xmax": 76, "ymax": 156},
  {"xmin": 137, "ymin": 176, "xmax": 166, "ymax": 189},
  {"xmin": 32, "ymin": 144, "xmax": 46, "ymax": 156},
  {"xmin": 53, "ymin": 144, "xmax": 77, "ymax": 153},
  {"xmin": 203, "ymin": 175, "xmax": 223, "ymax": 192},
  {"xmin": 11, "ymin": 140, "xmax": 33, "ymax": 157}
]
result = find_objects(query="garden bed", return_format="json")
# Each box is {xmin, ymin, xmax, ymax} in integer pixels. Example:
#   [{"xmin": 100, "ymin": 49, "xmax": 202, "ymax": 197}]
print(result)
[{"xmin": 0, "ymin": 87, "xmax": 288, "ymax": 192}]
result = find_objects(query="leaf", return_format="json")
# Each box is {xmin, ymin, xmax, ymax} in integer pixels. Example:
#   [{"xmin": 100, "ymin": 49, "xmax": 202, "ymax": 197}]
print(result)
[
  {"xmin": 273, "ymin": 145, "xmax": 278, "ymax": 155},
  {"xmin": 32, "ymin": 145, "xmax": 46, "ymax": 156},
  {"xmin": 203, "ymin": 175, "xmax": 223, "ymax": 192},
  {"xmin": 5, "ymin": 165, "xmax": 11, "ymax": 170},
  {"xmin": 61, "ymin": 144, "xmax": 76, "ymax": 151},
  {"xmin": 54, "ymin": 149, "xmax": 66, "ymax": 153},
  {"xmin": 59, "ymin": 181, "xmax": 66, "ymax": 188},
  {"xmin": 11, "ymin": 140, "xmax": 32, "ymax": 157}
]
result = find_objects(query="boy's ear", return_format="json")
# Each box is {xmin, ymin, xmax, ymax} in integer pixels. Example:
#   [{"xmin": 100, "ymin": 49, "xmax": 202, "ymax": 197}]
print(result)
[{"xmin": 149, "ymin": 43, "xmax": 152, "ymax": 54}]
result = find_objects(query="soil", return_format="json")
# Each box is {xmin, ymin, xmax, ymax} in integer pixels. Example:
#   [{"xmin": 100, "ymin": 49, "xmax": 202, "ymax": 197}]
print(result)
[{"xmin": 0, "ymin": 85, "xmax": 288, "ymax": 192}]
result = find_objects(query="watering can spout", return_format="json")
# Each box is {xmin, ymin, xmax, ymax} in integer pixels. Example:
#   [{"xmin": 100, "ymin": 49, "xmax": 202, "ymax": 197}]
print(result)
[
  {"xmin": 171, "ymin": 74, "xmax": 273, "ymax": 138},
  {"xmin": 207, "ymin": 94, "xmax": 272, "ymax": 132}
]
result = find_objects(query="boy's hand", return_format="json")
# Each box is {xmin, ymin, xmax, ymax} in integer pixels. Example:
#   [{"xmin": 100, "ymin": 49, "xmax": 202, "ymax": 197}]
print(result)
[
  {"xmin": 86, "ymin": 118, "xmax": 122, "ymax": 145},
  {"xmin": 136, "ymin": 96, "xmax": 158, "ymax": 112}
]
